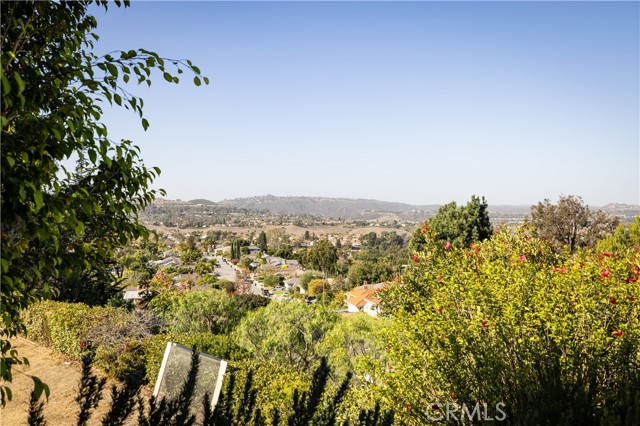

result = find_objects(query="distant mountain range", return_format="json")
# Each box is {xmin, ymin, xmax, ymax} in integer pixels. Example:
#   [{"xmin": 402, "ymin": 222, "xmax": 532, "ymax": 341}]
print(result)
[
  {"xmin": 161, "ymin": 195, "xmax": 639, "ymax": 223},
  {"xmin": 217, "ymin": 195, "xmax": 439, "ymax": 220}
]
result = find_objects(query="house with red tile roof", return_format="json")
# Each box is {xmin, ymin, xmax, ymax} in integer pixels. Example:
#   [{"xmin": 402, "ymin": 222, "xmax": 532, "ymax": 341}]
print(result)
[{"xmin": 345, "ymin": 282, "xmax": 386, "ymax": 317}]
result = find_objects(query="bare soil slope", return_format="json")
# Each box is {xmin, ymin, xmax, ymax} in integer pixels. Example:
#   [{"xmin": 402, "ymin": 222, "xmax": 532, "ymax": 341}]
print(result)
[{"xmin": 2, "ymin": 337, "xmax": 150, "ymax": 425}]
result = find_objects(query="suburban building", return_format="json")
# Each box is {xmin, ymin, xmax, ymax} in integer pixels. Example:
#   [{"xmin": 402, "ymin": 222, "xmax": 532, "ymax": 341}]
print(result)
[
  {"xmin": 345, "ymin": 282, "xmax": 386, "ymax": 317},
  {"xmin": 123, "ymin": 289, "xmax": 146, "ymax": 307}
]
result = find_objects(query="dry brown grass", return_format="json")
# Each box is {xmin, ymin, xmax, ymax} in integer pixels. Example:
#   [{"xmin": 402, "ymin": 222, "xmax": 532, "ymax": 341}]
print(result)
[
  {"xmin": 2, "ymin": 337, "xmax": 151, "ymax": 425},
  {"xmin": 147, "ymin": 224, "xmax": 412, "ymax": 238}
]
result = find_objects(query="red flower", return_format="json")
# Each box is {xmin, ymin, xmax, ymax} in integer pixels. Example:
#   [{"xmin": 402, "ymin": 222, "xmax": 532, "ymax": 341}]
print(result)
[
  {"xmin": 628, "ymin": 276, "xmax": 638, "ymax": 283},
  {"xmin": 407, "ymin": 404, "xmax": 412, "ymax": 411},
  {"xmin": 411, "ymin": 255, "xmax": 420, "ymax": 263},
  {"xmin": 451, "ymin": 392, "xmax": 457, "ymax": 398},
  {"xmin": 601, "ymin": 270, "xmax": 611, "ymax": 278},
  {"xmin": 481, "ymin": 320, "xmax": 488, "ymax": 329},
  {"xmin": 444, "ymin": 241, "xmax": 452, "ymax": 250},
  {"xmin": 613, "ymin": 329, "xmax": 624, "ymax": 338},
  {"xmin": 80, "ymin": 341, "xmax": 85, "ymax": 349},
  {"xmin": 610, "ymin": 297, "xmax": 617, "ymax": 305},
  {"xmin": 437, "ymin": 306, "xmax": 443, "ymax": 313},
  {"xmin": 421, "ymin": 224, "xmax": 429, "ymax": 234},
  {"xmin": 388, "ymin": 365, "xmax": 394, "ymax": 371},
  {"xmin": 603, "ymin": 252, "xmax": 612, "ymax": 257},
  {"xmin": 517, "ymin": 255, "xmax": 527, "ymax": 262}
]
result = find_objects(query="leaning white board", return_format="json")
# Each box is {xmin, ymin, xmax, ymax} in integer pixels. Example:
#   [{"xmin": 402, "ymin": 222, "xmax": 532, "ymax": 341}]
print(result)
[{"xmin": 153, "ymin": 342, "xmax": 227, "ymax": 411}]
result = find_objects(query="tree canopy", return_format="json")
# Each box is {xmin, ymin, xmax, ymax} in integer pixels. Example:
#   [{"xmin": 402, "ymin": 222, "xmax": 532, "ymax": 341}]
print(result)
[
  {"xmin": 304, "ymin": 240, "xmax": 338, "ymax": 276},
  {"xmin": 409, "ymin": 195, "xmax": 492, "ymax": 253},
  {"xmin": 529, "ymin": 195, "xmax": 619, "ymax": 252},
  {"xmin": 1, "ymin": 0, "xmax": 207, "ymax": 405},
  {"xmin": 382, "ymin": 226, "xmax": 640, "ymax": 424}
]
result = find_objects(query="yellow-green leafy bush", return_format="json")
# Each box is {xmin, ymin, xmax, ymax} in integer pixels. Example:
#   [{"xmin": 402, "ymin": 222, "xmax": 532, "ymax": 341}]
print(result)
[
  {"xmin": 380, "ymin": 226, "xmax": 640, "ymax": 425},
  {"xmin": 23, "ymin": 301, "xmax": 157, "ymax": 379}
]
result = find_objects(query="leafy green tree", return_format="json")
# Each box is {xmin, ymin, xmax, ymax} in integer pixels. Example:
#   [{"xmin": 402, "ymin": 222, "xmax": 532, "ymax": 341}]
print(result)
[
  {"xmin": 179, "ymin": 235, "xmax": 203, "ymax": 263},
  {"xmin": 305, "ymin": 240, "xmax": 338, "ymax": 276},
  {"xmin": 362, "ymin": 232, "xmax": 378, "ymax": 247},
  {"xmin": 235, "ymin": 303, "xmax": 339, "ymax": 370},
  {"xmin": 194, "ymin": 260, "xmax": 214, "ymax": 275},
  {"xmin": 156, "ymin": 290, "xmax": 244, "ymax": 335},
  {"xmin": 257, "ymin": 231, "xmax": 268, "ymax": 253},
  {"xmin": 307, "ymin": 279, "xmax": 328, "ymax": 297},
  {"xmin": 230, "ymin": 239, "xmax": 244, "ymax": 260},
  {"xmin": 266, "ymin": 228, "xmax": 290, "ymax": 253},
  {"xmin": 596, "ymin": 216, "xmax": 640, "ymax": 253},
  {"xmin": 274, "ymin": 244, "xmax": 294, "ymax": 259},
  {"xmin": 346, "ymin": 260, "xmax": 396, "ymax": 288},
  {"xmin": 116, "ymin": 240, "xmax": 159, "ymax": 287},
  {"xmin": 198, "ymin": 275, "xmax": 219, "ymax": 288},
  {"xmin": 234, "ymin": 294, "xmax": 270, "ymax": 311},
  {"xmin": 319, "ymin": 314, "xmax": 387, "ymax": 383},
  {"xmin": 1, "ymin": 0, "xmax": 207, "ymax": 404},
  {"xmin": 530, "ymin": 195, "xmax": 620, "ymax": 252},
  {"xmin": 262, "ymin": 272, "xmax": 282, "ymax": 289},
  {"xmin": 239, "ymin": 256, "xmax": 256, "ymax": 271},
  {"xmin": 54, "ymin": 259, "xmax": 126, "ymax": 306},
  {"xmin": 409, "ymin": 195, "xmax": 492, "ymax": 252},
  {"xmin": 299, "ymin": 271, "xmax": 323, "ymax": 292}
]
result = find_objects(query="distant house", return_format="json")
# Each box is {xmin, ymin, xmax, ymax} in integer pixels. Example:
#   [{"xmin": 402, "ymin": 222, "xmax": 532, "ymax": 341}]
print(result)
[
  {"xmin": 269, "ymin": 257, "xmax": 284, "ymax": 267},
  {"xmin": 123, "ymin": 289, "xmax": 147, "ymax": 306},
  {"xmin": 284, "ymin": 277, "xmax": 299, "ymax": 291},
  {"xmin": 345, "ymin": 283, "xmax": 386, "ymax": 317},
  {"xmin": 152, "ymin": 255, "xmax": 180, "ymax": 268}
]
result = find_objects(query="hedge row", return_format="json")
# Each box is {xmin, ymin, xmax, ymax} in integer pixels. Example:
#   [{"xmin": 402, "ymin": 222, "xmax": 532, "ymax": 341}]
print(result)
[{"xmin": 22, "ymin": 301, "xmax": 250, "ymax": 383}]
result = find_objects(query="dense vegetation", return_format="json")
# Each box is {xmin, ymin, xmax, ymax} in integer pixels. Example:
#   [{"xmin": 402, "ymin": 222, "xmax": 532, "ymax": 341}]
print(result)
[
  {"xmin": 1, "ymin": 0, "xmax": 207, "ymax": 404},
  {"xmin": 3, "ymin": 1, "xmax": 639, "ymax": 424}
]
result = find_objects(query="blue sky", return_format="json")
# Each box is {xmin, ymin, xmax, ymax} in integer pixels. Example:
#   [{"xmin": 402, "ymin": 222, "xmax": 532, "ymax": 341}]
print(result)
[{"xmin": 92, "ymin": 1, "xmax": 639, "ymax": 206}]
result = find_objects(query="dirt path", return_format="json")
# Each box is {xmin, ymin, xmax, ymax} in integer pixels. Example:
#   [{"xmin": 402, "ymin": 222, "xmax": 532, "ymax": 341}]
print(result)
[{"xmin": 2, "ymin": 337, "xmax": 151, "ymax": 425}]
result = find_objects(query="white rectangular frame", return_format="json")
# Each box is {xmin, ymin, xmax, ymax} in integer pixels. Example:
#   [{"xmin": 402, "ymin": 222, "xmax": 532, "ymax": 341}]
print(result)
[{"xmin": 153, "ymin": 342, "xmax": 228, "ymax": 409}]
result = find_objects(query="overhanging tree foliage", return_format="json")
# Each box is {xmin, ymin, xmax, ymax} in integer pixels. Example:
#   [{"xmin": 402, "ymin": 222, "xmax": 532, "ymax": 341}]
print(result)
[{"xmin": 1, "ymin": 0, "xmax": 207, "ymax": 405}]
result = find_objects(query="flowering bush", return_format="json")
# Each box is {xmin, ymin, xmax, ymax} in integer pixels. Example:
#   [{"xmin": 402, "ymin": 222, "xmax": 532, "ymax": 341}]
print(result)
[{"xmin": 379, "ymin": 226, "xmax": 640, "ymax": 424}]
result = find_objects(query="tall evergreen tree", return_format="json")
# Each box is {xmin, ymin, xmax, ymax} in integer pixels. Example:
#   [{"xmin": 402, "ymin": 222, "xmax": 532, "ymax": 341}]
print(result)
[
  {"xmin": 410, "ymin": 195, "xmax": 492, "ymax": 252},
  {"xmin": 257, "ymin": 231, "xmax": 268, "ymax": 253}
]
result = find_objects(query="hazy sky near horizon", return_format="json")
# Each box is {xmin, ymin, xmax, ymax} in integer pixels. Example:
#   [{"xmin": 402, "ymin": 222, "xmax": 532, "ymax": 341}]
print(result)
[{"xmin": 92, "ymin": 1, "xmax": 639, "ymax": 206}]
